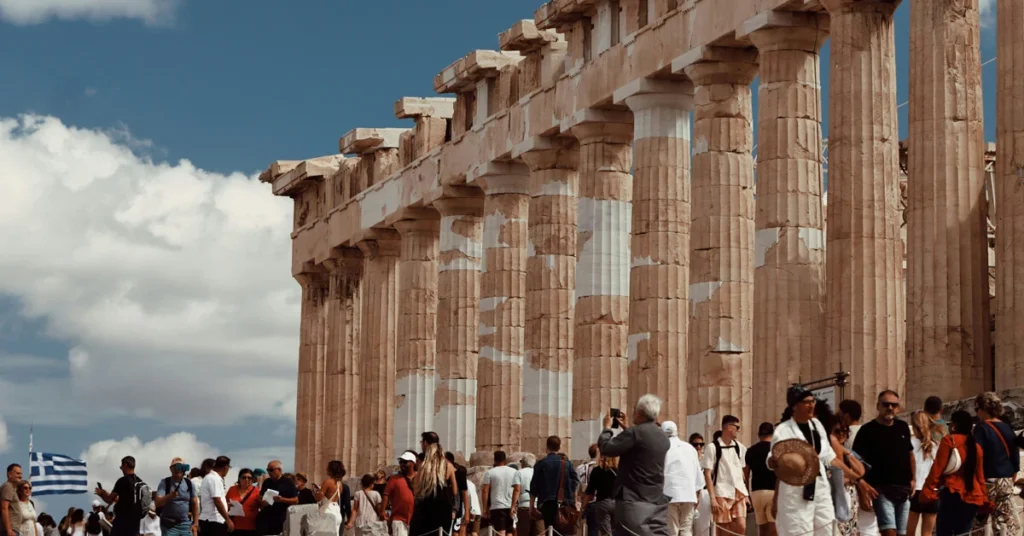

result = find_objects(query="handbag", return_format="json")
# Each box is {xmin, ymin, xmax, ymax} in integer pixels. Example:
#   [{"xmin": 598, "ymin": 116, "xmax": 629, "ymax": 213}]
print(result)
[
  {"xmin": 827, "ymin": 466, "xmax": 851, "ymax": 522},
  {"xmin": 554, "ymin": 458, "xmax": 580, "ymax": 536}
]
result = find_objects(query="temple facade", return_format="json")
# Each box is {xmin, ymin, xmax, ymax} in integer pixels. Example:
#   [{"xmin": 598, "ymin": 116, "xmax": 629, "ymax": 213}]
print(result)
[{"xmin": 260, "ymin": 0, "xmax": 1017, "ymax": 478}]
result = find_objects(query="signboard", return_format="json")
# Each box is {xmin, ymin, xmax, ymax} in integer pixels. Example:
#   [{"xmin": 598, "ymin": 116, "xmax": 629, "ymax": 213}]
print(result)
[{"xmin": 812, "ymin": 386, "xmax": 836, "ymax": 410}]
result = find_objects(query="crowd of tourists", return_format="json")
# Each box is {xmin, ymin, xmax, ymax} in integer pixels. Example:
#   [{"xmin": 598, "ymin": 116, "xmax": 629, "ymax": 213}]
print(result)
[{"xmin": 2, "ymin": 389, "xmax": 1024, "ymax": 536}]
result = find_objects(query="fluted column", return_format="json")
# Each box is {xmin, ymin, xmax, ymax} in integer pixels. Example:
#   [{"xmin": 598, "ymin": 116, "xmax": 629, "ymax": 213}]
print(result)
[
  {"xmin": 996, "ymin": 0, "xmax": 1024, "ymax": 389},
  {"xmin": 294, "ymin": 271, "xmax": 329, "ymax": 477},
  {"xmin": 907, "ymin": 0, "xmax": 990, "ymax": 406},
  {"xmin": 394, "ymin": 218, "xmax": 440, "ymax": 456},
  {"xmin": 683, "ymin": 53, "xmax": 757, "ymax": 443},
  {"xmin": 322, "ymin": 249, "xmax": 362, "ymax": 477},
  {"xmin": 821, "ymin": 0, "xmax": 905, "ymax": 406},
  {"xmin": 748, "ymin": 21, "xmax": 827, "ymax": 427},
  {"xmin": 433, "ymin": 197, "xmax": 484, "ymax": 459},
  {"xmin": 476, "ymin": 165, "xmax": 530, "ymax": 453},
  {"xmin": 620, "ymin": 81, "xmax": 693, "ymax": 426},
  {"xmin": 519, "ymin": 140, "xmax": 579, "ymax": 456},
  {"xmin": 568, "ymin": 112, "xmax": 633, "ymax": 460},
  {"xmin": 357, "ymin": 233, "xmax": 401, "ymax": 472}
]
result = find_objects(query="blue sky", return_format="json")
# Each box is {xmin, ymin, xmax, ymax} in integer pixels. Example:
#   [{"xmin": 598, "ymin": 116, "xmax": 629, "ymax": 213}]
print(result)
[{"xmin": 0, "ymin": 0, "xmax": 999, "ymax": 516}]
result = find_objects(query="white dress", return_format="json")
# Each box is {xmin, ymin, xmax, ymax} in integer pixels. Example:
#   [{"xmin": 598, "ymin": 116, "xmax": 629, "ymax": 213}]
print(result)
[
  {"xmin": 320, "ymin": 485, "xmax": 343, "ymax": 530},
  {"xmin": 770, "ymin": 418, "xmax": 837, "ymax": 536}
]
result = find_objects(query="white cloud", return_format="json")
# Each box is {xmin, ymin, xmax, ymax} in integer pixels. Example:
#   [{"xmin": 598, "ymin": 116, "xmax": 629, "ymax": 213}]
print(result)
[
  {"xmin": 84, "ymin": 88, "xmax": 97, "ymax": 98},
  {"xmin": 0, "ymin": 0, "xmax": 179, "ymax": 26},
  {"xmin": 981, "ymin": 0, "xmax": 995, "ymax": 27},
  {"xmin": 0, "ymin": 115, "xmax": 299, "ymax": 427},
  {"xmin": 0, "ymin": 413, "xmax": 8, "ymax": 454}
]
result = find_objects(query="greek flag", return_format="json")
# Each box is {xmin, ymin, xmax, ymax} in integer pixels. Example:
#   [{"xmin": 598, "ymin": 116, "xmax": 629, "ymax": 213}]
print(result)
[{"xmin": 29, "ymin": 452, "xmax": 88, "ymax": 496}]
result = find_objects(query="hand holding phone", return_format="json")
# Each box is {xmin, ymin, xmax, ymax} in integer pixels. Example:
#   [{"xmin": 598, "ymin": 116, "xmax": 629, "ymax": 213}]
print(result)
[{"xmin": 610, "ymin": 408, "xmax": 620, "ymax": 429}]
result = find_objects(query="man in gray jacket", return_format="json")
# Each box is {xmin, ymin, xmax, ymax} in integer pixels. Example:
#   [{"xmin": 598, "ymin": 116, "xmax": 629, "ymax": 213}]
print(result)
[{"xmin": 598, "ymin": 394, "xmax": 671, "ymax": 536}]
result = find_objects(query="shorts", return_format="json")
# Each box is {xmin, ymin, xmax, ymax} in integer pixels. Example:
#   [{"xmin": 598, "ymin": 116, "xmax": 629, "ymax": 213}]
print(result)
[
  {"xmin": 873, "ymin": 493, "xmax": 909, "ymax": 534},
  {"xmin": 391, "ymin": 520, "xmax": 409, "ymax": 536},
  {"xmin": 751, "ymin": 490, "xmax": 776, "ymax": 525},
  {"xmin": 908, "ymin": 490, "xmax": 938, "ymax": 514},
  {"xmin": 489, "ymin": 509, "xmax": 514, "ymax": 532},
  {"xmin": 712, "ymin": 492, "xmax": 748, "ymax": 524}
]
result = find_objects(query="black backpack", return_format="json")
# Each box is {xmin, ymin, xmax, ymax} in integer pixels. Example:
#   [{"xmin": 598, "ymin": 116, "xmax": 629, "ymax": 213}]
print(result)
[{"xmin": 156, "ymin": 477, "xmax": 194, "ymax": 517}]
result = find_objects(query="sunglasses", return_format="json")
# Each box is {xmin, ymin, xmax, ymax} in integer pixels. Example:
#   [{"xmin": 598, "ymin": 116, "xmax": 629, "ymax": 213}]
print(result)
[
  {"xmin": 240, "ymin": 475, "xmax": 253, "ymax": 480},
  {"xmin": 880, "ymin": 402, "xmax": 899, "ymax": 409},
  {"xmin": 691, "ymin": 442, "xmax": 705, "ymax": 448}
]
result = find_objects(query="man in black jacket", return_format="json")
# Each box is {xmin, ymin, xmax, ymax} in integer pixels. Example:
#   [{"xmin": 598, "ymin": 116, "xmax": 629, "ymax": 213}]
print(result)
[{"xmin": 598, "ymin": 394, "xmax": 671, "ymax": 536}]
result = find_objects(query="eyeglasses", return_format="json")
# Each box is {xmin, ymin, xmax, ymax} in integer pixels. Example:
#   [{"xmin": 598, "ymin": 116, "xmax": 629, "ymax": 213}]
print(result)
[
  {"xmin": 691, "ymin": 443, "xmax": 705, "ymax": 448},
  {"xmin": 880, "ymin": 402, "xmax": 899, "ymax": 409}
]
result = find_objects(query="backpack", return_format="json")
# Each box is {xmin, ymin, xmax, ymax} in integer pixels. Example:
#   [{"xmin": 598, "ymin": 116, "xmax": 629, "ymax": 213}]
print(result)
[
  {"xmin": 711, "ymin": 440, "xmax": 741, "ymax": 484},
  {"xmin": 156, "ymin": 478, "xmax": 194, "ymax": 520},
  {"xmin": 133, "ymin": 477, "xmax": 154, "ymax": 518}
]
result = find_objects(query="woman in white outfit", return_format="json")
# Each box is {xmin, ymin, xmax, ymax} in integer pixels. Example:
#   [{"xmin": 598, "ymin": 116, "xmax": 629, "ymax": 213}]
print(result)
[{"xmin": 314, "ymin": 461, "xmax": 348, "ymax": 533}]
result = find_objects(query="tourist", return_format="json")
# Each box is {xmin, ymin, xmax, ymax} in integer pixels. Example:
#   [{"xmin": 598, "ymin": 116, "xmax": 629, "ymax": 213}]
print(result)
[
  {"xmin": 923, "ymin": 396, "xmax": 948, "ymax": 435},
  {"xmin": 256, "ymin": 461, "xmax": 297, "ymax": 536},
  {"xmin": 11, "ymin": 482, "xmax": 36, "ymax": 536},
  {"xmin": 346, "ymin": 474, "xmax": 382, "ymax": 534},
  {"xmin": 745, "ymin": 422, "xmax": 776, "ymax": 536},
  {"xmin": 464, "ymin": 478, "xmax": 481, "ymax": 536},
  {"xmin": 686, "ymin": 435, "xmax": 711, "ymax": 536},
  {"xmin": 84, "ymin": 513, "xmax": 102, "ymax": 536},
  {"xmin": 443, "ymin": 453, "xmax": 469, "ymax": 536},
  {"xmin": 154, "ymin": 460, "xmax": 199, "ymax": 536},
  {"xmin": 88, "ymin": 502, "xmax": 109, "ymax": 534},
  {"xmin": 597, "ymin": 394, "xmax": 671, "ymax": 536},
  {"xmin": 920, "ymin": 410, "xmax": 987, "ymax": 536},
  {"xmin": 837, "ymin": 400, "xmax": 863, "ymax": 449},
  {"xmin": 372, "ymin": 472, "xmax": 386, "ymax": 498},
  {"xmin": 480, "ymin": 451, "xmax": 516, "ymax": 536},
  {"xmin": 701, "ymin": 414, "xmax": 748, "ymax": 536},
  {"xmin": 509, "ymin": 454, "xmax": 542, "ymax": 536},
  {"xmin": 529, "ymin": 436, "xmax": 579, "ymax": 529},
  {"xmin": 972, "ymin": 391, "xmax": 1021, "ymax": 534},
  {"xmin": 295, "ymin": 473, "xmax": 316, "ymax": 505},
  {"xmin": 852, "ymin": 390, "xmax": 915, "ymax": 536},
  {"xmin": 579, "ymin": 449, "xmax": 616, "ymax": 536},
  {"xmin": 38, "ymin": 514, "xmax": 57, "ymax": 536},
  {"xmin": 660, "ymin": 421, "xmax": 704, "ymax": 536},
  {"xmin": 382, "ymin": 452, "xmax": 417, "ymax": 536},
  {"xmin": 66, "ymin": 510, "xmax": 85, "ymax": 536},
  {"xmin": 906, "ymin": 411, "xmax": 942, "ymax": 536},
  {"xmin": 95, "ymin": 456, "xmax": 145, "ymax": 536},
  {"xmin": 57, "ymin": 508, "xmax": 75, "ymax": 536},
  {"xmin": 2, "ymin": 464, "xmax": 22, "ymax": 536},
  {"xmin": 225, "ymin": 469, "xmax": 261, "ymax": 536},
  {"xmin": 409, "ymin": 432, "xmax": 458, "ymax": 536},
  {"xmin": 312, "ymin": 461, "xmax": 347, "ymax": 533},
  {"xmin": 195, "ymin": 460, "xmax": 215, "ymax": 503},
  {"xmin": 199, "ymin": 456, "xmax": 233, "ymax": 536},
  {"xmin": 251, "ymin": 470, "xmax": 267, "ymax": 490}
]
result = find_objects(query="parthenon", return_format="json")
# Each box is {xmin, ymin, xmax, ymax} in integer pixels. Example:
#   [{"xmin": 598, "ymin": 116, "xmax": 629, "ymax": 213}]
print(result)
[{"xmin": 259, "ymin": 0, "xmax": 1021, "ymax": 479}]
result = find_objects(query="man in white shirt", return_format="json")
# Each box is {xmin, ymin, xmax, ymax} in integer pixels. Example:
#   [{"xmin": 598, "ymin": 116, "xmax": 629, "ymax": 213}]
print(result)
[
  {"xmin": 662, "ymin": 421, "xmax": 705, "ymax": 536},
  {"xmin": 701, "ymin": 415, "xmax": 748, "ymax": 536},
  {"xmin": 198, "ymin": 457, "xmax": 233, "ymax": 536},
  {"xmin": 510, "ymin": 454, "xmax": 543, "ymax": 536},
  {"xmin": 465, "ymin": 479, "xmax": 482, "ymax": 536},
  {"xmin": 481, "ymin": 451, "xmax": 517, "ymax": 536}
]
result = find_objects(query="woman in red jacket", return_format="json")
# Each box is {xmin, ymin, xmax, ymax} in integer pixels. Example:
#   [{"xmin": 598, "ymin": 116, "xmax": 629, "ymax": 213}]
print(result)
[{"xmin": 920, "ymin": 410, "xmax": 988, "ymax": 536}]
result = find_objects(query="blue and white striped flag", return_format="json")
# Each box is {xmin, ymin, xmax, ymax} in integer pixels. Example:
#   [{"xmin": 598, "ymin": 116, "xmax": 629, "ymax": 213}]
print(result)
[{"xmin": 29, "ymin": 452, "xmax": 88, "ymax": 496}]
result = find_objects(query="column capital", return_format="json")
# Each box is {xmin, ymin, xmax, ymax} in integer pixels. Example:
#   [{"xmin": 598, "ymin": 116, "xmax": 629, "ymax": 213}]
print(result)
[
  {"xmin": 433, "ymin": 196, "xmax": 485, "ymax": 217},
  {"xmin": 673, "ymin": 46, "xmax": 758, "ymax": 86},
  {"xmin": 614, "ymin": 78, "xmax": 695, "ymax": 112},
  {"xmin": 516, "ymin": 136, "xmax": 579, "ymax": 171},
  {"xmin": 384, "ymin": 206, "xmax": 440, "ymax": 227},
  {"xmin": 469, "ymin": 161, "xmax": 532, "ymax": 195},
  {"xmin": 394, "ymin": 218, "xmax": 441, "ymax": 235},
  {"xmin": 294, "ymin": 269, "xmax": 329, "ymax": 288},
  {"xmin": 820, "ymin": 0, "xmax": 900, "ymax": 16},
  {"xmin": 743, "ymin": 12, "xmax": 829, "ymax": 52},
  {"xmin": 322, "ymin": 247, "xmax": 363, "ymax": 274},
  {"xmin": 564, "ymin": 109, "xmax": 634, "ymax": 144},
  {"xmin": 356, "ymin": 229, "xmax": 401, "ymax": 258}
]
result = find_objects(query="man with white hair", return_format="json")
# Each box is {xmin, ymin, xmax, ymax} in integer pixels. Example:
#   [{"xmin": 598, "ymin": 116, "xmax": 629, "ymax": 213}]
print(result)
[
  {"xmin": 598, "ymin": 394, "xmax": 671, "ymax": 536},
  {"xmin": 662, "ymin": 421, "xmax": 705, "ymax": 536}
]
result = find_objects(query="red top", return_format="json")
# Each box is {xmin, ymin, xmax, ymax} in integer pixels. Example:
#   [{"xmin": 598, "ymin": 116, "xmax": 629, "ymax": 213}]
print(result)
[
  {"xmin": 226, "ymin": 484, "xmax": 262, "ymax": 530},
  {"xmin": 384, "ymin": 475, "xmax": 415, "ymax": 525},
  {"xmin": 921, "ymin": 434, "xmax": 988, "ymax": 506}
]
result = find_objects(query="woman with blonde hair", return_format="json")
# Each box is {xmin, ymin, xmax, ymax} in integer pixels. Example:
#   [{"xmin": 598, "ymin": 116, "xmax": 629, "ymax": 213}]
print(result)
[
  {"xmin": 409, "ymin": 432, "xmax": 459, "ymax": 536},
  {"xmin": 580, "ymin": 451, "xmax": 617, "ymax": 536},
  {"xmin": 907, "ymin": 411, "xmax": 944, "ymax": 536}
]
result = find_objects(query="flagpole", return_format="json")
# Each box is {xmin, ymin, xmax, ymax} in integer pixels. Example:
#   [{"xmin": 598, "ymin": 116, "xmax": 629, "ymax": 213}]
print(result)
[{"xmin": 27, "ymin": 425, "xmax": 33, "ymax": 484}]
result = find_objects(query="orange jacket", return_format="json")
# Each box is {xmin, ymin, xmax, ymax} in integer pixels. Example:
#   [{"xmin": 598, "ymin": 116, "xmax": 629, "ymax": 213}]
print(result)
[{"xmin": 921, "ymin": 434, "xmax": 987, "ymax": 505}]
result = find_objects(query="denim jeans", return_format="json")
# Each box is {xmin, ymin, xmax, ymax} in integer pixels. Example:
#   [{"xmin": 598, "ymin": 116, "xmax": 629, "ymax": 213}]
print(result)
[
  {"xmin": 936, "ymin": 489, "xmax": 978, "ymax": 536},
  {"xmin": 873, "ymin": 493, "xmax": 909, "ymax": 534},
  {"xmin": 163, "ymin": 522, "xmax": 193, "ymax": 536}
]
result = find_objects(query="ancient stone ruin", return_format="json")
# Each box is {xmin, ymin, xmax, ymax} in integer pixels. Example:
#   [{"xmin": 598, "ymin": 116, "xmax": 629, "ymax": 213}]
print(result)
[{"xmin": 259, "ymin": 0, "xmax": 1020, "ymax": 479}]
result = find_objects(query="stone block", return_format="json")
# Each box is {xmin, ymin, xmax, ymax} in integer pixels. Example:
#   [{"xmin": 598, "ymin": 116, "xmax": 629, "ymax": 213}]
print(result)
[{"xmin": 339, "ymin": 128, "xmax": 408, "ymax": 155}]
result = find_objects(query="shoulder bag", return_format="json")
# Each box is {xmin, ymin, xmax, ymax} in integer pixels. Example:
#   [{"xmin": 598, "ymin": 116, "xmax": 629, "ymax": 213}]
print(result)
[{"xmin": 554, "ymin": 458, "xmax": 580, "ymax": 535}]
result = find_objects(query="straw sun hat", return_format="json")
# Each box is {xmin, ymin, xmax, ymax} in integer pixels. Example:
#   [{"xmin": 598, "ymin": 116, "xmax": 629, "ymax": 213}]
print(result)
[{"xmin": 771, "ymin": 438, "xmax": 820, "ymax": 487}]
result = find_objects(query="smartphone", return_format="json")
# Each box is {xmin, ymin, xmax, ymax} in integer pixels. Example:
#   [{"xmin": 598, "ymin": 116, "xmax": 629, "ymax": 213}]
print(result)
[
  {"xmin": 610, "ymin": 408, "xmax": 620, "ymax": 429},
  {"xmin": 96, "ymin": 482, "xmax": 103, "ymax": 490}
]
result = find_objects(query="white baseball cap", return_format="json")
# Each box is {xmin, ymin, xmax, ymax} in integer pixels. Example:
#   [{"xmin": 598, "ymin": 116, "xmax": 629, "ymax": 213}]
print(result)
[
  {"xmin": 398, "ymin": 452, "xmax": 417, "ymax": 463},
  {"xmin": 92, "ymin": 500, "xmax": 103, "ymax": 508}
]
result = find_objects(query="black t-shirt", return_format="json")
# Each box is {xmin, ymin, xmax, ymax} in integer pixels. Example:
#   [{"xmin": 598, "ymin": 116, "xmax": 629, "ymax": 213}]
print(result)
[
  {"xmin": 852, "ymin": 419, "xmax": 914, "ymax": 487},
  {"xmin": 584, "ymin": 466, "xmax": 616, "ymax": 501},
  {"xmin": 258, "ymin": 477, "xmax": 298, "ymax": 535},
  {"xmin": 454, "ymin": 466, "xmax": 468, "ymax": 494},
  {"xmin": 745, "ymin": 441, "xmax": 776, "ymax": 492},
  {"xmin": 112, "ymin": 475, "xmax": 139, "ymax": 520}
]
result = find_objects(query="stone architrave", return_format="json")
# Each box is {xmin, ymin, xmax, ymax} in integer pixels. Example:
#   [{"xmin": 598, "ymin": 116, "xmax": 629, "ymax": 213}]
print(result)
[
  {"xmin": 997, "ymin": 0, "xmax": 1024, "ymax": 389},
  {"xmin": 566, "ymin": 110, "xmax": 633, "ymax": 460},
  {"xmin": 746, "ymin": 17, "xmax": 828, "ymax": 427},
  {"xmin": 394, "ymin": 217, "xmax": 441, "ymax": 457},
  {"xmin": 821, "ymin": 0, "xmax": 905, "ymax": 406},
  {"xmin": 433, "ymin": 196, "xmax": 484, "ymax": 459},
  {"xmin": 517, "ymin": 138, "xmax": 579, "ymax": 456},
  {"xmin": 616, "ymin": 79, "xmax": 694, "ymax": 426},
  {"xmin": 474, "ymin": 163, "xmax": 531, "ymax": 453},
  {"xmin": 357, "ymin": 232, "xmax": 401, "ymax": 472},
  {"xmin": 294, "ymin": 271, "xmax": 329, "ymax": 478},
  {"xmin": 681, "ymin": 49, "xmax": 758, "ymax": 444},
  {"xmin": 322, "ymin": 249, "xmax": 362, "ymax": 477},
  {"xmin": 907, "ymin": 0, "xmax": 990, "ymax": 406}
]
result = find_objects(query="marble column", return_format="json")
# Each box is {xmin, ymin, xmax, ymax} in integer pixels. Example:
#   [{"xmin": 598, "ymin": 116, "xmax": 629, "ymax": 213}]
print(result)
[
  {"xmin": 620, "ymin": 81, "xmax": 694, "ymax": 426},
  {"xmin": 322, "ymin": 249, "xmax": 362, "ymax": 476},
  {"xmin": 433, "ymin": 197, "xmax": 484, "ymax": 460},
  {"xmin": 294, "ymin": 271, "xmax": 328, "ymax": 477},
  {"xmin": 394, "ymin": 218, "xmax": 440, "ymax": 456},
  {"xmin": 907, "ymin": 0, "xmax": 990, "ymax": 406},
  {"xmin": 568, "ymin": 112, "xmax": 633, "ymax": 460},
  {"xmin": 683, "ymin": 53, "xmax": 757, "ymax": 442},
  {"xmin": 748, "ymin": 20, "xmax": 827, "ymax": 427},
  {"xmin": 519, "ymin": 140, "xmax": 579, "ymax": 456},
  {"xmin": 996, "ymin": 0, "xmax": 1024, "ymax": 389},
  {"xmin": 357, "ymin": 233, "xmax": 401, "ymax": 472},
  {"xmin": 475, "ymin": 164, "xmax": 530, "ymax": 453},
  {"xmin": 821, "ymin": 0, "xmax": 905, "ymax": 406}
]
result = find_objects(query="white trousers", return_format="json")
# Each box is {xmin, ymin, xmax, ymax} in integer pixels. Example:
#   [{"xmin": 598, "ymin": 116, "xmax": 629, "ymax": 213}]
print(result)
[
  {"xmin": 667, "ymin": 503, "xmax": 696, "ymax": 536},
  {"xmin": 775, "ymin": 478, "xmax": 835, "ymax": 536}
]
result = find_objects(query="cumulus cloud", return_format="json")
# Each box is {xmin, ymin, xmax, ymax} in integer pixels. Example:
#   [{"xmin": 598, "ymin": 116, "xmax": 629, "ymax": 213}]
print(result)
[
  {"xmin": 0, "ymin": 115, "xmax": 299, "ymax": 427},
  {"xmin": 981, "ymin": 0, "xmax": 995, "ymax": 27},
  {"xmin": 0, "ymin": 413, "xmax": 8, "ymax": 454},
  {"xmin": 0, "ymin": 0, "xmax": 179, "ymax": 26}
]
